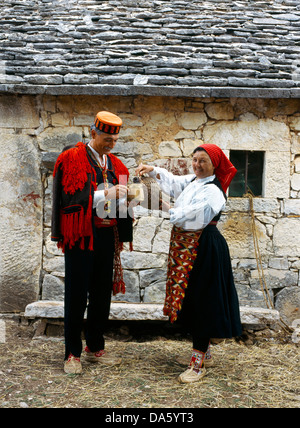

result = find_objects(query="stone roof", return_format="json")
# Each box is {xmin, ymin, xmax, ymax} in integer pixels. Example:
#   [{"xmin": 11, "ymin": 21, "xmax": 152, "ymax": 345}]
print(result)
[{"xmin": 1, "ymin": 0, "xmax": 300, "ymax": 98}]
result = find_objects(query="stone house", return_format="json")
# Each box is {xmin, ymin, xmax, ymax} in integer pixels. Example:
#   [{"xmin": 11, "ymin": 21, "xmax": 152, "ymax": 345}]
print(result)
[{"xmin": 0, "ymin": 0, "xmax": 299, "ymax": 327}]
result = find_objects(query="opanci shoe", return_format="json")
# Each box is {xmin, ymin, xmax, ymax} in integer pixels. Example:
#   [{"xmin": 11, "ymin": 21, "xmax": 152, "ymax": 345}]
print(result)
[
  {"xmin": 84, "ymin": 346, "xmax": 122, "ymax": 366},
  {"xmin": 64, "ymin": 353, "xmax": 82, "ymax": 374}
]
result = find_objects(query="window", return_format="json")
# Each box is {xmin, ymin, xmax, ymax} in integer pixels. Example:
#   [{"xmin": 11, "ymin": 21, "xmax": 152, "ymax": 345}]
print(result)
[{"xmin": 229, "ymin": 150, "xmax": 264, "ymax": 197}]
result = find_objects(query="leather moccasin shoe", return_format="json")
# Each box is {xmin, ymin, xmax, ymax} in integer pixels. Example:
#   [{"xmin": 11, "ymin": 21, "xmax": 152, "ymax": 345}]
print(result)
[
  {"xmin": 178, "ymin": 365, "xmax": 206, "ymax": 384},
  {"xmin": 85, "ymin": 347, "xmax": 122, "ymax": 366},
  {"xmin": 64, "ymin": 354, "xmax": 82, "ymax": 374}
]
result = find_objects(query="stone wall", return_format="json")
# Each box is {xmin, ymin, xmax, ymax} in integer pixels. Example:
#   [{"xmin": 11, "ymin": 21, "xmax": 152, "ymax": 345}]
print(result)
[
  {"xmin": 0, "ymin": 95, "xmax": 43, "ymax": 312},
  {"xmin": 0, "ymin": 94, "xmax": 299, "ymax": 325}
]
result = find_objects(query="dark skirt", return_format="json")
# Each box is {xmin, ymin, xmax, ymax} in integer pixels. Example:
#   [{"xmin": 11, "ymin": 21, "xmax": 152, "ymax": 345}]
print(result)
[{"xmin": 177, "ymin": 224, "xmax": 242, "ymax": 339}]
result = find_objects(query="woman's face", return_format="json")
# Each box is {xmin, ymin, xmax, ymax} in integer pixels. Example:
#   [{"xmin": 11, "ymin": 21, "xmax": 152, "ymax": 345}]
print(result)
[{"xmin": 192, "ymin": 150, "xmax": 215, "ymax": 179}]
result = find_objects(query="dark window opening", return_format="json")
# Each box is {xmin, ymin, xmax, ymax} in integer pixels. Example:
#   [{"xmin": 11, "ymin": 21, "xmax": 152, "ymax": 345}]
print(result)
[{"xmin": 229, "ymin": 150, "xmax": 264, "ymax": 197}]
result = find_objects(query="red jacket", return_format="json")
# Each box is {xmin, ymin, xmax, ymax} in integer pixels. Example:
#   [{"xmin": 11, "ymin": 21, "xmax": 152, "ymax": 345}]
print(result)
[{"xmin": 51, "ymin": 142, "xmax": 132, "ymax": 252}]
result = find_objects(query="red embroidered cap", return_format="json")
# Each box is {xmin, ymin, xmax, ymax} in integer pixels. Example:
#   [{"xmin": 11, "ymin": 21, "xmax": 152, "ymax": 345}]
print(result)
[{"xmin": 94, "ymin": 111, "xmax": 123, "ymax": 134}]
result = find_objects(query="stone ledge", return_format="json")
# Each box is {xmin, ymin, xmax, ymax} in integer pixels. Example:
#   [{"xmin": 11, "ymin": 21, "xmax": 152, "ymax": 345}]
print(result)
[
  {"xmin": 24, "ymin": 300, "xmax": 280, "ymax": 327},
  {"xmin": 1, "ymin": 84, "xmax": 300, "ymax": 99}
]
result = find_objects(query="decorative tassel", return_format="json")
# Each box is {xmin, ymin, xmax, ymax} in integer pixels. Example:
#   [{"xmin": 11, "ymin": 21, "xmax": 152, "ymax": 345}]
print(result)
[
  {"xmin": 54, "ymin": 142, "xmax": 93, "ymax": 196},
  {"xmin": 79, "ymin": 236, "xmax": 85, "ymax": 250},
  {"xmin": 88, "ymin": 235, "xmax": 94, "ymax": 251},
  {"xmin": 112, "ymin": 226, "xmax": 126, "ymax": 296},
  {"xmin": 60, "ymin": 207, "xmax": 85, "ymax": 251}
]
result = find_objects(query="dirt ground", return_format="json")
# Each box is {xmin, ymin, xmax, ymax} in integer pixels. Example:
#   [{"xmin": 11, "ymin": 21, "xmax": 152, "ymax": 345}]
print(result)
[{"xmin": 0, "ymin": 316, "xmax": 299, "ymax": 409}]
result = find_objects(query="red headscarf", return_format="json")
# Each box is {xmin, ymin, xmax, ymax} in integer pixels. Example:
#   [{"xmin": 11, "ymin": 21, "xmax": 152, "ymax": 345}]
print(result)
[{"xmin": 199, "ymin": 144, "xmax": 237, "ymax": 193}]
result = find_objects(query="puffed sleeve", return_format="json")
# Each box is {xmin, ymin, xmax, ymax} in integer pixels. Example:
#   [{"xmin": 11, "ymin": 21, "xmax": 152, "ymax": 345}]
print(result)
[
  {"xmin": 149, "ymin": 167, "xmax": 195, "ymax": 198},
  {"xmin": 169, "ymin": 183, "xmax": 226, "ymax": 230}
]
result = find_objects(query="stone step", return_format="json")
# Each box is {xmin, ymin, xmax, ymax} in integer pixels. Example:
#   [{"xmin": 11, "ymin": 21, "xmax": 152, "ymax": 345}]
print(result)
[{"xmin": 24, "ymin": 300, "xmax": 280, "ymax": 328}]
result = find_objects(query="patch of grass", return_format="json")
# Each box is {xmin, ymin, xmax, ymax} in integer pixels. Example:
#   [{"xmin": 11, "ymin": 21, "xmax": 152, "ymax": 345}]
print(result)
[{"xmin": 0, "ymin": 319, "xmax": 299, "ymax": 408}]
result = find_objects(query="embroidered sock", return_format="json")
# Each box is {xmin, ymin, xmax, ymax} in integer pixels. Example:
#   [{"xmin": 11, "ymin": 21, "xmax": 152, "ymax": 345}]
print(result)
[
  {"xmin": 189, "ymin": 349, "xmax": 205, "ymax": 373},
  {"xmin": 205, "ymin": 342, "xmax": 212, "ymax": 361}
]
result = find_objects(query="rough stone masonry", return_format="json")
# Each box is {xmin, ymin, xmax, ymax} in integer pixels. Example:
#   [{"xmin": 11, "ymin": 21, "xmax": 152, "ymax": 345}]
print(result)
[
  {"xmin": 0, "ymin": 0, "xmax": 300, "ymax": 328},
  {"xmin": 0, "ymin": 94, "xmax": 299, "ymax": 327}
]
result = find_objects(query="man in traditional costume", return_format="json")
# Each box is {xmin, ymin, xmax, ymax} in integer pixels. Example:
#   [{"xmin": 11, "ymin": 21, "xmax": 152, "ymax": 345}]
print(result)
[
  {"xmin": 136, "ymin": 144, "xmax": 242, "ymax": 383},
  {"xmin": 52, "ymin": 111, "xmax": 133, "ymax": 374}
]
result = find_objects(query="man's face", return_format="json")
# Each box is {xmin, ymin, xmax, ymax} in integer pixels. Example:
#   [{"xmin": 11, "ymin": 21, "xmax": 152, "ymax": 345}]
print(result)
[{"xmin": 91, "ymin": 129, "xmax": 119, "ymax": 156}]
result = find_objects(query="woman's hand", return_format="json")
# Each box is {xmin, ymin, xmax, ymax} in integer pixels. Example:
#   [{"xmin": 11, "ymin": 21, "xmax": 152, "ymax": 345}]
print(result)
[
  {"xmin": 135, "ymin": 163, "xmax": 154, "ymax": 176},
  {"xmin": 161, "ymin": 200, "xmax": 171, "ymax": 212},
  {"xmin": 104, "ymin": 185, "xmax": 128, "ymax": 200}
]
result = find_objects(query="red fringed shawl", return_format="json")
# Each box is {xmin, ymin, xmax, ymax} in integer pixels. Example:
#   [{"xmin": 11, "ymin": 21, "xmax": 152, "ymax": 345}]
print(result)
[
  {"xmin": 52, "ymin": 142, "xmax": 130, "ymax": 294},
  {"xmin": 54, "ymin": 142, "xmax": 129, "ymax": 197}
]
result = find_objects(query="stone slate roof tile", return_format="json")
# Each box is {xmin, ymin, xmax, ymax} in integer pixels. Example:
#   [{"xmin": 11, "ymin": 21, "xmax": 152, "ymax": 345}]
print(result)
[{"xmin": 1, "ymin": 0, "xmax": 300, "ymax": 97}]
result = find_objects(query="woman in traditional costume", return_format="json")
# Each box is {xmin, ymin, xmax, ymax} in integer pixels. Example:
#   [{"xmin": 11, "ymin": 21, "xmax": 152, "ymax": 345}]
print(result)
[{"xmin": 136, "ymin": 144, "xmax": 242, "ymax": 383}]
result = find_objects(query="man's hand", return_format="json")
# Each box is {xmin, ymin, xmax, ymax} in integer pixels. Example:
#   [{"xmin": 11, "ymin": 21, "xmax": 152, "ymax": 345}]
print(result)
[{"xmin": 104, "ymin": 185, "xmax": 128, "ymax": 200}]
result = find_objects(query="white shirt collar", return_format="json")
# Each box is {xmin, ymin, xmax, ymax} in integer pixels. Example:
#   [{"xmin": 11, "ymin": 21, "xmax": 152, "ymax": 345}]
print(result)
[
  {"xmin": 88, "ymin": 142, "xmax": 106, "ymax": 168},
  {"xmin": 194, "ymin": 174, "xmax": 216, "ymax": 184}
]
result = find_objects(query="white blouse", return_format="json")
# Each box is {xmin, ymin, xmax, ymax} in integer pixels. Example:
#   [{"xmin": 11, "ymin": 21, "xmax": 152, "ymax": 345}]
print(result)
[{"xmin": 149, "ymin": 167, "xmax": 226, "ymax": 231}]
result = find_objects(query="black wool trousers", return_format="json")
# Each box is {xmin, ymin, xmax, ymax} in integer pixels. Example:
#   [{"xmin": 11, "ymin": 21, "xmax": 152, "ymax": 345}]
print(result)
[{"xmin": 64, "ymin": 227, "xmax": 115, "ymax": 360}]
